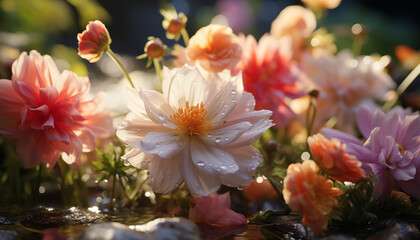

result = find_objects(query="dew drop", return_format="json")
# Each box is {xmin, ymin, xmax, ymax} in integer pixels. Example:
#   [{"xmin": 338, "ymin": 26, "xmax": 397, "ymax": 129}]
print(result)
[
  {"xmin": 215, "ymin": 138, "xmax": 221, "ymax": 143},
  {"xmin": 220, "ymin": 166, "xmax": 227, "ymax": 170},
  {"xmin": 197, "ymin": 161, "xmax": 205, "ymax": 167},
  {"xmin": 221, "ymin": 111, "xmax": 226, "ymax": 116},
  {"xmin": 245, "ymin": 106, "xmax": 251, "ymax": 111},
  {"xmin": 158, "ymin": 114, "xmax": 165, "ymax": 121},
  {"xmin": 231, "ymin": 90, "xmax": 237, "ymax": 95},
  {"xmin": 124, "ymin": 160, "xmax": 130, "ymax": 166},
  {"xmin": 207, "ymin": 133, "xmax": 212, "ymax": 138},
  {"xmin": 173, "ymin": 134, "xmax": 181, "ymax": 140},
  {"xmin": 224, "ymin": 137, "xmax": 229, "ymax": 141},
  {"xmin": 237, "ymin": 187, "xmax": 243, "ymax": 191}
]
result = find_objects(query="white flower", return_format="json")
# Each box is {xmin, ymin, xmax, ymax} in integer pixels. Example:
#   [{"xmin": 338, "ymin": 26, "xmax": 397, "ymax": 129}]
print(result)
[{"xmin": 117, "ymin": 65, "xmax": 273, "ymax": 196}]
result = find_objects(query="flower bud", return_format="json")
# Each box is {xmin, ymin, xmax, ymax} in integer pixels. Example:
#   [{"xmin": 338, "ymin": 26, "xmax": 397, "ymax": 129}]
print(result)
[{"xmin": 77, "ymin": 20, "xmax": 111, "ymax": 63}]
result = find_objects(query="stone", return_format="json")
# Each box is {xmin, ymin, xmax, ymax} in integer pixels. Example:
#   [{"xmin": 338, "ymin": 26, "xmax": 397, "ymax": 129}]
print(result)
[{"xmin": 77, "ymin": 217, "xmax": 201, "ymax": 240}]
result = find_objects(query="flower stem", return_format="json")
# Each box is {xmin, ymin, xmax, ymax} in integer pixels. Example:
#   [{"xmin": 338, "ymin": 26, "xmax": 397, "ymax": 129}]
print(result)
[
  {"xmin": 397, "ymin": 63, "xmax": 420, "ymax": 95},
  {"xmin": 32, "ymin": 164, "xmax": 42, "ymax": 206},
  {"xmin": 110, "ymin": 174, "xmax": 117, "ymax": 210},
  {"xmin": 153, "ymin": 58, "xmax": 163, "ymax": 81},
  {"xmin": 106, "ymin": 48, "xmax": 135, "ymax": 88},
  {"xmin": 306, "ymin": 98, "xmax": 317, "ymax": 137},
  {"xmin": 181, "ymin": 28, "xmax": 189, "ymax": 46}
]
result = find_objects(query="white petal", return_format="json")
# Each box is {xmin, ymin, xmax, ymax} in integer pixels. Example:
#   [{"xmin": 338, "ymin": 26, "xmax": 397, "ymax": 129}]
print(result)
[
  {"xmin": 182, "ymin": 141, "xmax": 221, "ymax": 196},
  {"xmin": 125, "ymin": 87, "xmax": 148, "ymax": 117},
  {"xmin": 229, "ymin": 92, "xmax": 256, "ymax": 118},
  {"xmin": 227, "ymin": 110, "xmax": 273, "ymax": 148},
  {"xmin": 205, "ymin": 73, "xmax": 243, "ymax": 127},
  {"xmin": 139, "ymin": 88, "xmax": 177, "ymax": 128},
  {"xmin": 200, "ymin": 121, "xmax": 251, "ymax": 146},
  {"xmin": 190, "ymin": 138, "xmax": 238, "ymax": 175},
  {"xmin": 140, "ymin": 131, "xmax": 185, "ymax": 158},
  {"xmin": 162, "ymin": 66, "xmax": 208, "ymax": 109},
  {"xmin": 116, "ymin": 112, "xmax": 164, "ymax": 147},
  {"xmin": 124, "ymin": 148, "xmax": 152, "ymax": 169},
  {"xmin": 148, "ymin": 152, "xmax": 183, "ymax": 194},
  {"xmin": 220, "ymin": 146, "xmax": 263, "ymax": 187}
]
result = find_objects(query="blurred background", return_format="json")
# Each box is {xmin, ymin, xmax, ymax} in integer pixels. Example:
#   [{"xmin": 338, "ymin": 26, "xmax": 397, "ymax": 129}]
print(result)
[{"xmin": 0, "ymin": 0, "xmax": 419, "ymax": 83}]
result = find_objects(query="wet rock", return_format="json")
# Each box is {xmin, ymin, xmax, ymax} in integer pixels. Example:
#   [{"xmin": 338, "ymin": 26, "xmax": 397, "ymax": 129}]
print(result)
[
  {"xmin": 0, "ymin": 207, "xmax": 103, "ymax": 226},
  {"xmin": 77, "ymin": 217, "xmax": 201, "ymax": 240},
  {"xmin": 366, "ymin": 221, "xmax": 420, "ymax": 240},
  {"xmin": 0, "ymin": 230, "xmax": 17, "ymax": 240}
]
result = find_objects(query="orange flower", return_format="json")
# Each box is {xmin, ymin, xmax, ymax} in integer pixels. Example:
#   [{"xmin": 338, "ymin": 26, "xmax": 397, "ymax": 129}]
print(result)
[
  {"xmin": 77, "ymin": 20, "xmax": 111, "ymax": 63},
  {"xmin": 186, "ymin": 24, "xmax": 242, "ymax": 73},
  {"xmin": 308, "ymin": 134, "xmax": 365, "ymax": 183},
  {"xmin": 270, "ymin": 6, "xmax": 316, "ymax": 56},
  {"xmin": 301, "ymin": 0, "xmax": 341, "ymax": 10},
  {"xmin": 283, "ymin": 160, "xmax": 342, "ymax": 235},
  {"xmin": 242, "ymin": 176, "xmax": 279, "ymax": 203}
]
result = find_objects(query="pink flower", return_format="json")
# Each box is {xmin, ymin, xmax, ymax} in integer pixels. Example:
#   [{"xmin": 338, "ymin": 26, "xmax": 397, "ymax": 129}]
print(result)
[
  {"xmin": 117, "ymin": 65, "xmax": 273, "ymax": 196},
  {"xmin": 186, "ymin": 24, "xmax": 242, "ymax": 73},
  {"xmin": 77, "ymin": 20, "xmax": 111, "ymax": 63},
  {"xmin": 189, "ymin": 192, "xmax": 247, "ymax": 227},
  {"xmin": 301, "ymin": 50, "xmax": 395, "ymax": 133},
  {"xmin": 234, "ymin": 34, "xmax": 306, "ymax": 127},
  {"xmin": 0, "ymin": 50, "xmax": 113, "ymax": 168},
  {"xmin": 323, "ymin": 105, "xmax": 420, "ymax": 200}
]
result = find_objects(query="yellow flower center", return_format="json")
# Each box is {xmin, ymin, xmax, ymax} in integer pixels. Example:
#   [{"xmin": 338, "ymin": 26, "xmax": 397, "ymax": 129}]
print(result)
[{"xmin": 170, "ymin": 101, "xmax": 212, "ymax": 135}]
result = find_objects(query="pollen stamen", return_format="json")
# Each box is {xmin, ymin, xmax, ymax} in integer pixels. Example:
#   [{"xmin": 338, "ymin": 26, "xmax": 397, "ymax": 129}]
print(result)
[{"xmin": 170, "ymin": 101, "xmax": 211, "ymax": 135}]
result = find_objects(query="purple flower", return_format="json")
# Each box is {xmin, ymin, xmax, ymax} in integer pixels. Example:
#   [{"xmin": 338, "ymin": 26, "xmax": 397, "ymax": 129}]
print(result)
[{"xmin": 323, "ymin": 105, "xmax": 420, "ymax": 200}]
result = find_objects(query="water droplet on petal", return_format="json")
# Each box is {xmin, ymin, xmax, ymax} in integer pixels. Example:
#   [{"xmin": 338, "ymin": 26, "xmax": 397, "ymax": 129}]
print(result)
[
  {"xmin": 231, "ymin": 90, "xmax": 237, "ymax": 95},
  {"xmin": 220, "ymin": 166, "xmax": 227, "ymax": 170},
  {"xmin": 207, "ymin": 133, "xmax": 212, "ymax": 138},
  {"xmin": 237, "ymin": 187, "xmax": 243, "ymax": 191},
  {"xmin": 215, "ymin": 138, "xmax": 221, "ymax": 143},
  {"xmin": 173, "ymin": 134, "xmax": 181, "ymax": 140},
  {"xmin": 221, "ymin": 111, "xmax": 226, "ymax": 116},
  {"xmin": 224, "ymin": 137, "xmax": 229, "ymax": 141},
  {"xmin": 158, "ymin": 114, "xmax": 165, "ymax": 121},
  {"xmin": 197, "ymin": 161, "xmax": 205, "ymax": 167}
]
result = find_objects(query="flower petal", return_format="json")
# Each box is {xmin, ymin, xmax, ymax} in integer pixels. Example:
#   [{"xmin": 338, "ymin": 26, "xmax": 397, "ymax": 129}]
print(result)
[
  {"xmin": 148, "ymin": 153, "xmax": 183, "ymax": 194},
  {"xmin": 183, "ymin": 141, "xmax": 221, "ymax": 196},
  {"xmin": 140, "ymin": 131, "xmax": 185, "ymax": 158},
  {"xmin": 139, "ymin": 88, "xmax": 177, "ymax": 128},
  {"xmin": 201, "ymin": 121, "xmax": 252, "ymax": 146},
  {"xmin": 220, "ymin": 146, "xmax": 263, "ymax": 187},
  {"xmin": 190, "ymin": 138, "xmax": 238, "ymax": 175}
]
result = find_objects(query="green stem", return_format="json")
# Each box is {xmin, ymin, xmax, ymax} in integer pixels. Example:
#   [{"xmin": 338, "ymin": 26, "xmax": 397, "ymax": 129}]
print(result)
[
  {"xmin": 181, "ymin": 28, "xmax": 189, "ymax": 46},
  {"xmin": 110, "ymin": 174, "xmax": 117, "ymax": 209},
  {"xmin": 32, "ymin": 164, "xmax": 42, "ymax": 206},
  {"xmin": 306, "ymin": 99, "xmax": 317, "ymax": 137},
  {"xmin": 106, "ymin": 48, "xmax": 135, "ymax": 88},
  {"xmin": 153, "ymin": 58, "xmax": 163, "ymax": 81},
  {"xmin": 397, "ymin": 63, "xmax": 420, "ymax": 95},
  {"xmin": 352, "ymin": 36, "xmax": 364, "ymax": 57}
]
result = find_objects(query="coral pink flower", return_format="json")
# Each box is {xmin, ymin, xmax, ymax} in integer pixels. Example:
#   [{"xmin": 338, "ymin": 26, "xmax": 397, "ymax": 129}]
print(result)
[
  {"xmin": 270, "ymin": 5, "xmax": 316, "ymax": 56},
  {"xmin": 234, "ymin": 34, "xmax": 306, "ymax": 127},
  {"xmin": 117, "ymin": 65, "xmax": 273, "ymax": 196},
  {"xmin": 301, "ymin": 0, "xmax": 341, "ymax": 10},
  {"xmin": 0, "ymin": 50, "xmax": 113, "ymax": 168},
  {"xmin": 301, "ymin": 50, "xmax": 395, "ymax": 134},
  {"xmin": 283, "ymin": 160, "xmax": 342, "ymax": 235},
  {"xmin": 323, "ymin": 105, "xmax": 420, "ymax": 200},
  {"xmin": 186, "ymin": 24, "xmax": 242, "ymax": 73},
  {"xmin": 308, "ymin": 133, "xmax": 365, "ymax": 183},
  {"xmin": 189, "ymin": 192, "xmax": 247, "ymax": 227},
  {"xmin": 78, "ymin": 20, "xmax": 111, "ymax": 63}
]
